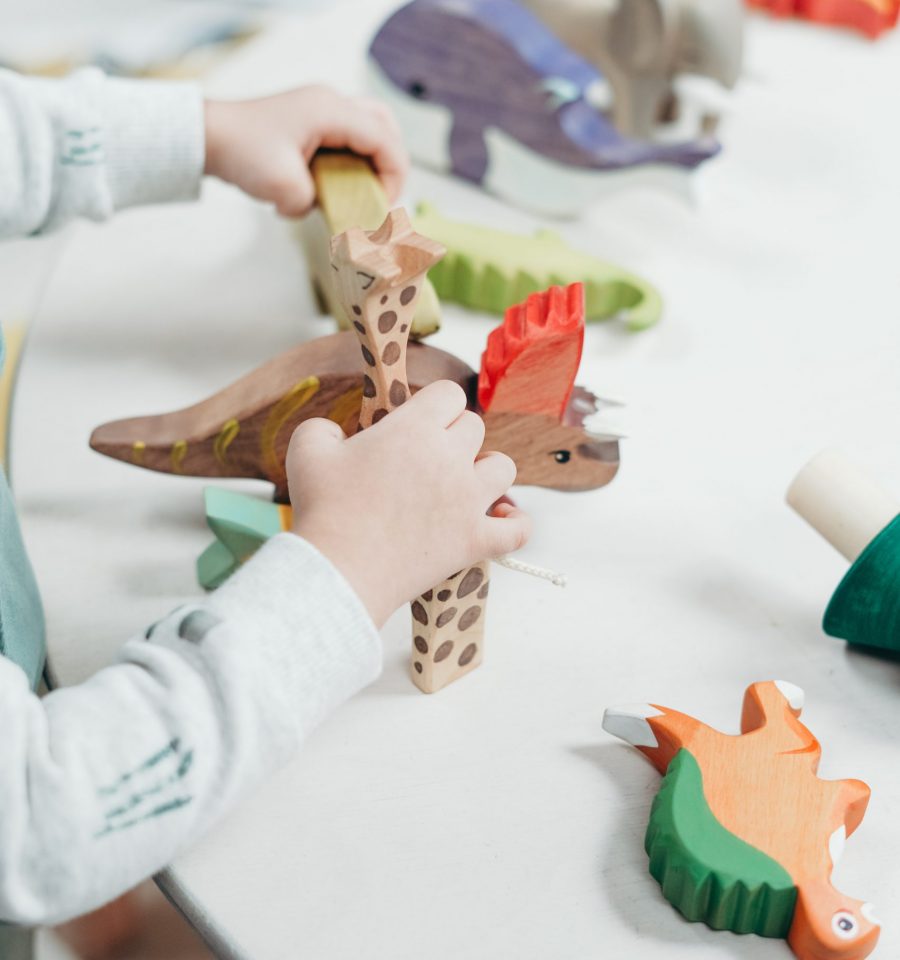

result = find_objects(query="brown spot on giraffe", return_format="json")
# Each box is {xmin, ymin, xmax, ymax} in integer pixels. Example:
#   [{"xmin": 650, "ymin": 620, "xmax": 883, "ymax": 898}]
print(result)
[
  {"xmin": 436, "ymin": 608, "xmax": 458, "ymax": 628},
  {"xmin": 458, "ymin": 606, "xmax": 481, "ymax": 631},
  {"xmin": 378, "ymin": 310, "xmax": 398, "ymax": 333},
  {"xmin": 400, "ymin": 324, "xmax": 408, "ymax": 333},
  {"xmin": 380, "ymin": 295, "xmax": 388, "ymax": 305},
  {"xmin": 400, "ymin": 285, "xmax": 417, "ymax": 305},
  {"xmin": 434, "ymin": 641, "xmax": 454, "ymax": 662},
  {"xmin": 414, "ymin": 636, "xmax": 428, "ymax": 654},
  {"xmin": 353, "ymin": 320, "xmax": 365, "ymax": 335},
  {"xmin": 458, "ymin": 643, "xmax": 478, "ymax": 666},
  {"xmin": 389, "ymin": 380, "xmax": 407, "ymax": 406},
  {"xmin": 412, "ymin": 601, "xmax": 429, "ymax": 625},
  {"xmin": 361, "ymin": 345, "xmax": 376, "ymax": 367},
  {"xmin": 352, "ymin": 305, "xmax": 361, "ymax": 316},
  {"xmin": 457, "ymin": 567, "xmax": 484, "ymax": 599},
  {"xmin": 437, "ymin": 589, "xmax": 451, "ymax": 601},
  {"xmin": 363, "ymin": 375, "xmax": 376, "ymax": 399},
  {"xmin": 414, "ymin": 661, "xmax": 423, "ymax": 674},
  {"xmin": 478, "ymin": 581, "xmax": 490, "ymax": 600},
  {"xmin": 422, "ymin": 589, "xmax": 433, "ymax": 602},
  {"xmin": 382, "ymin": 341, "xmax": 401, "ymax": 365},
  {"xmin": 372, "ymin": 408, "xmax": 389, "ymax": 423}
]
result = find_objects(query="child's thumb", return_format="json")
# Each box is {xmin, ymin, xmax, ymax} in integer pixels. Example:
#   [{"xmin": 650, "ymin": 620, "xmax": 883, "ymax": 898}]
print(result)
[
  {"xmin": 273, "ymin": 159, "xmax": 317, "ymax": 218},
  {"xmin": 288, "ymin": 417, "xmax": 346, "ymax": 457}
]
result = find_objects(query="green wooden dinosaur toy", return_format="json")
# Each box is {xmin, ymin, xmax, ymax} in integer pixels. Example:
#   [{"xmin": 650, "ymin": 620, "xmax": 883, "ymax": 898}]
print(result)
[{"xmin": 413, "ymin": 203, "xmax": 663, "ymax": 331}]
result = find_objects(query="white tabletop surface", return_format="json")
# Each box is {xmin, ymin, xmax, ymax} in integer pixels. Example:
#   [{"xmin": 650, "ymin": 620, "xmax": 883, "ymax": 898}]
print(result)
[{"xmin": 10, "ymin": 4, "xmax": 900, "ymax": 958}]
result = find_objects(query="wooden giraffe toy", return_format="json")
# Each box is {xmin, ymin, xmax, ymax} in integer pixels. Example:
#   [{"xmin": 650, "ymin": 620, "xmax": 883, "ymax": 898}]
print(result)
[
  {"xmin": 90, "ymin": 289, "xmax": 620, "ymax": 503},
  {"xmin": 603, "ymin": 681, "xmax": 880, "ymax": 960},
  {"xmin": 329, "ymin": 207, "xmax": 490, "ymax": 693}
]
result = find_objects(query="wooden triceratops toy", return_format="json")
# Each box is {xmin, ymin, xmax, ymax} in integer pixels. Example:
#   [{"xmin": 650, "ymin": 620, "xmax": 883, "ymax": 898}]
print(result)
[
  {"xmin": 90, "ymin": 284, "xmax": 620, "ymax": 503},
  {"xmin": 603, "ymin": 681, "xmax": 880, "ymax": 960}
]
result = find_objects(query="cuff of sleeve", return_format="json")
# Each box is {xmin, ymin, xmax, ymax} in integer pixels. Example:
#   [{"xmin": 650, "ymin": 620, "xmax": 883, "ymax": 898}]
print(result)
[
  {"xmin": 101, "ymin": 76, "xmax": 204, "ymax": 210},
  {"xmin": 203, "ymin": 533, "xmax": 382, "ymax": 733}
]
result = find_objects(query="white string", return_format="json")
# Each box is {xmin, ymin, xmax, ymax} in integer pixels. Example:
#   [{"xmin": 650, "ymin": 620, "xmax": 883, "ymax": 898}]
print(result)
[{"xmin": 495, "ymin": 555, "xmax": 567, "ymax": 588}]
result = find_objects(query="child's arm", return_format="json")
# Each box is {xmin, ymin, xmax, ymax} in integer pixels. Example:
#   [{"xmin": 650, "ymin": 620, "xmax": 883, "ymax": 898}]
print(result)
[
  {"xmin": 0, "ymin": 69, "xmax": 407, "ymax": 237},
  {"xmin": 0, "ymin": 382, "xmax": 528, "ymax": 925}
]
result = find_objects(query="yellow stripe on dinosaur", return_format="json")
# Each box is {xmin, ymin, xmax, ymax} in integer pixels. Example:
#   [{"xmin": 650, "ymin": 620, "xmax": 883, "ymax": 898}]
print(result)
[
  {"xmin": 171, "ymin": 440, "xmax": 188, "ymax": 473},
  {"xmin": 261, "ymin": 376, "xmax": 320, "ymax": 476},
  {"xmin": 328, "ymin": 385, "xmax": 363, "ymax": 432},
  {"xmin": 131, "ymin": 441, "xmax": 146, "ymax": 465},
  {"xmin": 213, "ymin": 419, "xmax": 240, "ymax": 467}
]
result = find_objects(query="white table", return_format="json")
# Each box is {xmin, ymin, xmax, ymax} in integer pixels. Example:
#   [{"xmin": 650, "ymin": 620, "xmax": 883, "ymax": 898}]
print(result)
[{"xmin": 12, "ymin": 5, "xmax": 900, "ymax": 958}]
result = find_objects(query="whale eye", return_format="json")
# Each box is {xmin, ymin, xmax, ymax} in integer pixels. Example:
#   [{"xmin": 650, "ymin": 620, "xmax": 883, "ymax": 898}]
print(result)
[
  {"xmin": 832, "ymin": 912, "xmax": 859, "ymax": 940},
  {"xmin": 551, "ymin": 450, "xmax": 571, "ymax": 464},
  {"xmin": 408, "ymin": 80, "xmax": 428, "ymax": 99}
]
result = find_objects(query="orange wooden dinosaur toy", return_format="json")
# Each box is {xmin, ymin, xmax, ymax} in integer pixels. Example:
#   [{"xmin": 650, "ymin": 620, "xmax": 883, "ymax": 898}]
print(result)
[{"xmin": 603, "ymin": 681, "xmax": 880, "ymax": 960}]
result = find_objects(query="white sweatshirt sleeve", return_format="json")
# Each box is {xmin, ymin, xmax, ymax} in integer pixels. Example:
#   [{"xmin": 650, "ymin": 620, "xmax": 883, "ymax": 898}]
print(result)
[
  {"xmin": 0, "ymin": 533, "xmax": 381, "ymax": 926},
  {"xmin": 0, "ymin": 66, "xmax": 204, "ymax": 238}
]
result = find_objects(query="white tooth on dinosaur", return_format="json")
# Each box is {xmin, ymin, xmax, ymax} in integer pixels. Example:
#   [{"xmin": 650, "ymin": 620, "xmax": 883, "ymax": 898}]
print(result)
[
  {"xmin": 829, "ymin": 825, "xmax": 846, "ymax": 867},
  {"xmin": 603, "ymin": 705, "xmax": 664, "ymax": 748},
  {"xmin": 861, "ymin": 903, "xmax": 881, "ymax": 926},
  {"xmin": 774, "ymin": 680, "xmax": 805, "ymax": 711},
  {"xmin": 582, "ymin": 410, "xmax": 628, "ymax": 440}
]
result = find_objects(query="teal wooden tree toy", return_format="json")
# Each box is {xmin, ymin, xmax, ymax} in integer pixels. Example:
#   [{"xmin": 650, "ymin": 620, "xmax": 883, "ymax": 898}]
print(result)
[{"xmin": 788, "ymin": 448, "xmax": 900, "ymax": 655}]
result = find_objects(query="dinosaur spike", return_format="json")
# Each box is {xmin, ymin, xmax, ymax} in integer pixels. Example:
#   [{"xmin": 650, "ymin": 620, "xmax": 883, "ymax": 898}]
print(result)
[{"xmin": 478, "ymin": 283, "xmax": 585, "ymax": 419}]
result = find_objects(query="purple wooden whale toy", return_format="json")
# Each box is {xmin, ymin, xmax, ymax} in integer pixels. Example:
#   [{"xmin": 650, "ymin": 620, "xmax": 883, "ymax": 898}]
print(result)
[{"xmin": 368, "ymin": 0, "xmax": 721, "ymax": 215}]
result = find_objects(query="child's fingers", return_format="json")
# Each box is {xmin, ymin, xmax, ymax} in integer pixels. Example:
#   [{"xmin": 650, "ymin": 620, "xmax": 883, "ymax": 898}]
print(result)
[
  {"xmin": 480, "ymin": 509, "xmax": 532, "ymax": 558},
  {"xmin": 473, "ymin": 451, "xmax": 517, "ymax": 505},
  {"xmin": 446, "ymin": 409, "xmax": 485, "ymax": 457},
  {"xmin": 396, "ymin": 380, "xmax": 467, "ymax": 428},
  {"xmin": 319, "ymin": 99, "xmax": 409, "ymax": 203},
  {"xmin": 272, "ymin": 158, "xmax": 317, "ymax": 218},
  {"xmin": 288, "ymin": 417, "xmax": 346, "ymax": 456}
]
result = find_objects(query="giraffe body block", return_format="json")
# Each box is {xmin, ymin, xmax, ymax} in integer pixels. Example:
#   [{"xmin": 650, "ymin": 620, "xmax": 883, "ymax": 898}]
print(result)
[
  {"xmin": 330, "ymin": 208, "xmax": 493, "ymax": 693},
  {"xmin": 748, "ymin": 0, "xmax": 898, "ymax": 37},
  {"xmin": 414, "ymin": 203, "xmax": 662, "ymax": 331},
  {"xmin": 603, "ymin": 681, "xmax": 880, "ymax": 960},
  {"xmin": 411, "ymin": 562, "xmax": 490, "ymax": 693},
  {"xmin": 300, "ymin": 152, "xmax": 441, "ymax": 338}
]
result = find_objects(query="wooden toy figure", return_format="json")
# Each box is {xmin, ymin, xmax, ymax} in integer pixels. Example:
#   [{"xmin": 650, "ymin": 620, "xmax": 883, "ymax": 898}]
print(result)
[
  {"xmin": 329, "ymin": 208, "xmax": 491, "ymax": 692},
  {"xmin": 367, "ymin": 0, "xmax": 720, "ymax": 217},
  {"xmin": 524, "ymin": 0, "xmax": 744, "ymax": 141},
  {"xmin": 414, "ymin": 203, "xmax": 663, "ymax": 331},
  {"xmin": 603, "ymin": 681, "xmax": 881, "ymax": 960},
  {"xmin": 788, "ymin": 448, "xmax": 900, "ymax": 655},
  {"xmin": 748, "ymin": 0, "xmax": 898, "ymax": 38},
  {"xmin": 299, "ymin": 151, "xmax": 442, "ymax": 338},
  {"xmin": 90, "ymin": 289, "xmax": 621, "ymax": 502}
]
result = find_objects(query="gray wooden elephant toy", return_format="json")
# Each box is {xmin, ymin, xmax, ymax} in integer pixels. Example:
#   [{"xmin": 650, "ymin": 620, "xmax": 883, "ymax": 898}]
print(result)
[{"xmin": 524, "ymin": 0, "xmax": 744, "ymax": 140}]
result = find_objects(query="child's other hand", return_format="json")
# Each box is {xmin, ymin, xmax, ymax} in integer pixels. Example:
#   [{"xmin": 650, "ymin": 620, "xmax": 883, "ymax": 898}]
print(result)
[
  {"xmin": 287, "ymin": 382, "xmax": 530, "ymax": 627},
  {"xmin": 203, "ymin": 85, "xmax": 408, "ymax": 217}
]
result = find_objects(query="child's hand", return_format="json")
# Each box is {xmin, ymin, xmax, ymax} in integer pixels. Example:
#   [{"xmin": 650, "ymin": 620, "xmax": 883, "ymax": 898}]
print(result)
[
  {"xmin": 287, "ymin": 382, "xmax": 530, "ymax": 627},
  {"xmin": 204, "ymin": 85, "xmax": 408, "ymax": 217}
]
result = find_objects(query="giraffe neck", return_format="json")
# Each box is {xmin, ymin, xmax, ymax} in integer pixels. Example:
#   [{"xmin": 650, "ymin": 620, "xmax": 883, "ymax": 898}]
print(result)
[{"xmin": 351, "ymin": 284, "xmax": 419, "ymax": 428}]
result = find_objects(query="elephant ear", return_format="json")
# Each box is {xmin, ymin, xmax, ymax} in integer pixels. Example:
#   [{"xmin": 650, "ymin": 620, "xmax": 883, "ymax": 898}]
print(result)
[{"xmin": 609, "ymin": 0, "xmax": 679, "ymax": 71}]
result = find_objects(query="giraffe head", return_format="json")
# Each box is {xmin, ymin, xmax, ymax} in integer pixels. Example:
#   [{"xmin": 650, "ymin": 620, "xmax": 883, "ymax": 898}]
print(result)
[
  {"xmin": 788, "ymin": 883, "xmax": 880, "ymax": 960},
  {"xmin": 330, "ymin": 207, "xmax": 445, "ymax": 313},
  {"xmin": 479, "ymin": 283, "xmax": 620, "ymax": 491}
]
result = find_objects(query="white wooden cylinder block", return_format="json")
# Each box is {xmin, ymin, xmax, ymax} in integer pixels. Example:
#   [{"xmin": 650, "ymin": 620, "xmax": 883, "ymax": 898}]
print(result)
[{"xmin": 787, "ymin": 448, "xmax": 900, "ymax": 562}]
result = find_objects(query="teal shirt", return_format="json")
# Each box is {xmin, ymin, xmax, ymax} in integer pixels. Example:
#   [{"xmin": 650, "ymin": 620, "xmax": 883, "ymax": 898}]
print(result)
[{"xmin": 0, "ymin": 327, "xmax": 46, "ymax": 690}]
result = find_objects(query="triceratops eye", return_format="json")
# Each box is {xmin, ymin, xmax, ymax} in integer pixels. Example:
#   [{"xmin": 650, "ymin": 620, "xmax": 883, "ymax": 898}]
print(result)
[
  {"xmin": 551, "ymin": 450, "xmax": 571, "ymax": 464},
  {"xmin": 408, "ymin": 80, "xmax": 428, "ymax": 99},
  {"xmin": 832, "ymin": 911, "xmax": 859, "ymax": 940}
]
